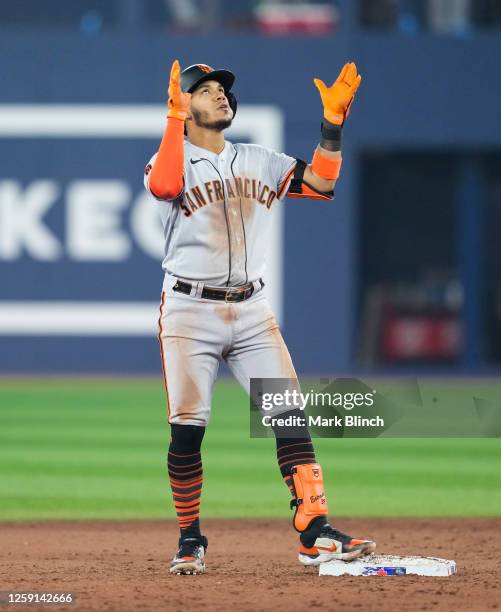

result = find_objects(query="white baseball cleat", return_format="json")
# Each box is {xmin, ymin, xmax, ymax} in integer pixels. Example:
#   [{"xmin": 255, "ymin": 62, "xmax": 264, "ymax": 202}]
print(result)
[
  {"xmin": 298, "ymin": 525, "xmax": 376, "ymax": 566},
  {"xmin": 170, "ymin": 535, "xmax": 208, "ymax": 575}
]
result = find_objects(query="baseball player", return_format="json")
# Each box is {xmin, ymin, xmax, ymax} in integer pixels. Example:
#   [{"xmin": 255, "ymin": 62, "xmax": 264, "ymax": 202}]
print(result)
[{"xmin": 144, "ymin": 60, "xmax": 376, "ymax": 575}]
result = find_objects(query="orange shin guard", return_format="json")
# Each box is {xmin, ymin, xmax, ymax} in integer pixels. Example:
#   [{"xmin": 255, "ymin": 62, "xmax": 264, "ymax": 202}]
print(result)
[{"xmin": 291, "ymin": 464, "xmax": 328, "ymax": 532}]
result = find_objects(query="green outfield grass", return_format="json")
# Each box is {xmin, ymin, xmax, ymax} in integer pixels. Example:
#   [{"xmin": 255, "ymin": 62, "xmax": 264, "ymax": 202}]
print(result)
[{"xmin": 0, "ymin": 378, "xmax": 500, "ymax": 520}]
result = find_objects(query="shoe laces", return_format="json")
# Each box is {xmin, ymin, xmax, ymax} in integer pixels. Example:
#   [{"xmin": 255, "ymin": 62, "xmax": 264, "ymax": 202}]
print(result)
[{"xmin": 318, "ymin": 525, "xmax": 351, "ymax": 543}]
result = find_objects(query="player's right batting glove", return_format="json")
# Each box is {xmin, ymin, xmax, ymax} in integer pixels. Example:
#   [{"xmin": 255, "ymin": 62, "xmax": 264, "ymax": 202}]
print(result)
[
  {"xmin": 314, "ymin": 62, "xmax": 362, "ymax": 126},
  {"xmin": 167, "ymin": 59, "xmax": 191, "ymax": 121}
]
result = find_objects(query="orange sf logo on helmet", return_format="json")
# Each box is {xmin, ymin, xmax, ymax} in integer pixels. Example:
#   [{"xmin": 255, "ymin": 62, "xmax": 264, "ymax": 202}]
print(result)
[{"xmin": 197, "ymin": 64, "xmax": 213, "ymax": 73}]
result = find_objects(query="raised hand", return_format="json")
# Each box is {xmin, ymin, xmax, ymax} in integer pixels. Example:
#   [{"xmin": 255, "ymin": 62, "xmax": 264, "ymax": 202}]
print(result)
[
  {"xmin": 167, "ymin": 59, "xmax": 192, "ymax": 121},
  {"xmin": 314, "ymin": 62, "xmax": 362, "ymax": 126}
]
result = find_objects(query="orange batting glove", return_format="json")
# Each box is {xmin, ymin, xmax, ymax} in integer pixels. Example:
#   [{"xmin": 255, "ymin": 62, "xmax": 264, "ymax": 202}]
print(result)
[
  {"xmin": 314, "ymin": 62, "xmax": 362, "ymax": 126},
  {"xmin": 167, "ymin": 59, "xmax": 191, "ymax": 121}
]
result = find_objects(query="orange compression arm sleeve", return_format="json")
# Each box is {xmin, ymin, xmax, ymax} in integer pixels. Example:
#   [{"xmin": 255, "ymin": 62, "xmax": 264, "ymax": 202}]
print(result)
[{"xmin": 148, "ymin": 117, "xmax": 185, "ymax": 200}]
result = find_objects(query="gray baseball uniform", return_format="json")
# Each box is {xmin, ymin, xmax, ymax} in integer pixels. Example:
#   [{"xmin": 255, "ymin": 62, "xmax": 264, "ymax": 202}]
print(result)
[{"xmin": 144, "ymin": 139, "xmax": 298, "ymax": 426}]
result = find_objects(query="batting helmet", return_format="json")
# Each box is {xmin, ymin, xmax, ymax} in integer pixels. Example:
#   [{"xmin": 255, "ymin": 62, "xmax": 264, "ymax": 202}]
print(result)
[{"xmin": 181, "ymin": 63, "xmax": 237, "ymax": 117}]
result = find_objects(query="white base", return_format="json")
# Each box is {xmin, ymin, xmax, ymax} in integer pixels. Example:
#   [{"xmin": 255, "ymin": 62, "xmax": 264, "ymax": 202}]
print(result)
[{"xmin": 318, "ymin": 555, "xmax": 457, "ymax": 577}]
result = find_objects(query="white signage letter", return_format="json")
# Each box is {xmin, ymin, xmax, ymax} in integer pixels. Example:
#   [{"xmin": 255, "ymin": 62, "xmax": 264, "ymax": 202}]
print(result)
[
  {"xmin": 67, "ymin": 180, "xmax": 131, "ymax": 261},
  {"xmin": 0, "ymin": 180, "xmax": 61, "ymax": 260}
]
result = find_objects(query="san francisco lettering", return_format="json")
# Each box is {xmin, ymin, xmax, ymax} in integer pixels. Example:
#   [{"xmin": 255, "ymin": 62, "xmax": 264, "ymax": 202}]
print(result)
[{"xmin": 180, "ymin": 176, "xmax": 277, "ymax": 217}]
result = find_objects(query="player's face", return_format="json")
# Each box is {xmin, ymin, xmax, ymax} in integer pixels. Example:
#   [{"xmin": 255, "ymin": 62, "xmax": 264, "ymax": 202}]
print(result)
[{"xmin": 188, "ymin": 80, "xmax": 233, "ymax": 132}]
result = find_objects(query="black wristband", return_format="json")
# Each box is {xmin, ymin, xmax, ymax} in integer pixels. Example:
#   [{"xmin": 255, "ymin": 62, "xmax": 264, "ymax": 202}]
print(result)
[{"xmin": 320, "ymin": 119, "xmax": 342, "ymax": 152}]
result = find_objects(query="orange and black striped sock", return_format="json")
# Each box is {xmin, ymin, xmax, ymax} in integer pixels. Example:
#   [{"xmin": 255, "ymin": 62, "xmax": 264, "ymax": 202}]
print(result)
[
  {"xmin": 276, "ymin": 437, "xmax": 317, "ymax": 498},
  {"xmin": 168, "ymin": 424, "xmax": 205, "ymax": 538}
]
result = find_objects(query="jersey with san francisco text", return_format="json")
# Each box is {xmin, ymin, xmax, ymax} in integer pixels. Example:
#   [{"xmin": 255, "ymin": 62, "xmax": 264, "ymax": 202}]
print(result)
[{"xmin": 144, "ymin": 140, "xmax": 296, "ymax": 286}]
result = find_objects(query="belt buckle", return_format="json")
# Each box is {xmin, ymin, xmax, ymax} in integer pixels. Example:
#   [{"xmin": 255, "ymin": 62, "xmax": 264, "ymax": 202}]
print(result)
[{"xmin": 225, "ymin": 287, "xmax": 245, "ymax": 303}]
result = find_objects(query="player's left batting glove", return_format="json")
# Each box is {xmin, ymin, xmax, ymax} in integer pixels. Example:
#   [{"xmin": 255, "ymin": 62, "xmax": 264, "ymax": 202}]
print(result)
[{"xmin": 314, "ymin": 62, "xmax": 362, "ymax": 126}]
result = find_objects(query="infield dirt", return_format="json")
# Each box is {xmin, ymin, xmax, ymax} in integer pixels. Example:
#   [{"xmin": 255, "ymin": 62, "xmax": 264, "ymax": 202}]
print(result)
[{"xmin": 1, "ymin": 518, "xmax": 500, "ymax": 612}]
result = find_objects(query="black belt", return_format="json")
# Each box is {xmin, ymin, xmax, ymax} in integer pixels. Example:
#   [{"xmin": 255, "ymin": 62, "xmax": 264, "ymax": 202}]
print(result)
[{"xmin": 173, "ymin": 279, "xmax": 262, "ymax": 303}]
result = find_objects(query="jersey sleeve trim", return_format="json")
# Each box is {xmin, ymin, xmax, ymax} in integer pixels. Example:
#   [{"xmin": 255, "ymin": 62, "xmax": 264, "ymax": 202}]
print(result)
[{"xmin": 277, "ymin": 162, "xmax": 297, "ymax": 199}]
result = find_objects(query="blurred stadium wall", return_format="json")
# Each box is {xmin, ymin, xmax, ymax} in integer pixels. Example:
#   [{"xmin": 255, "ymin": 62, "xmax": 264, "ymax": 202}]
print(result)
[{"xmin": 0, "ymin": 0, "xmax": 500, "ymax": 375}]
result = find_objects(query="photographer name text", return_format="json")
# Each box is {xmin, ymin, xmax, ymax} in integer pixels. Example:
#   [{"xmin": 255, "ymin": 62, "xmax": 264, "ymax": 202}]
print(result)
[{"xmin": 261, "ymin": 414, "xmax": 384, "ymax": 428}]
